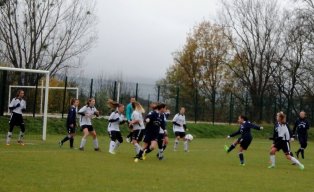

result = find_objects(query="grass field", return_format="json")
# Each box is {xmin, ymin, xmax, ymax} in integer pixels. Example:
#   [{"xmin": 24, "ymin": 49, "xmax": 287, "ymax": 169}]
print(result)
[{"xmin": 0, "ymin": 135, "xmax": 313, "ymax": 192}]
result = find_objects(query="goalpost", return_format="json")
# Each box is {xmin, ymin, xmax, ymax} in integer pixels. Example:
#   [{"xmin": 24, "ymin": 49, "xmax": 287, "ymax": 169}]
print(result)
[{"xmin": 0, "ymin": 67, "xmax": 50, "ymax": 141}]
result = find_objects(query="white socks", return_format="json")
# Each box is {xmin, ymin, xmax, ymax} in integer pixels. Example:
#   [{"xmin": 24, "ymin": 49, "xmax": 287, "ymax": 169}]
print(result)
[
  {"xmin": 109, "ymin": 141, "xmax": 115, "ymax": 153},
  {"xmin": 6, "ymin": 132, "xmax": 12, "ymax": 144},
  {"xmin": 184, "ymin": 141, "xmax": 189, "ymax": 152},
  {"xmin": 93, "ymin": 138, "xmax": 99, "ymax": 149},
  {"xmin": 134, "ymin": 143, "xmax": 141, "ymax": 154},
  {"xmin": 174, "ymin": 139, "xmax": 179, "ymax": 150},
  {"xmin": 18, "ymin": 131, "xmax": 24, "ymax": 141},
  {"xmin": 270, "ymin": 155, "xmax": 275, "ymax": 166},
  {"xmin": 80, "ymin": 138, "xmax": 87, "ymax": 148},
  {"xmin": 291, "ymin": 157, "xmax": 302, "ymax": 166},
  {"xmin": 114, "ymin": 141, "xmax": 121, "ymax": 151}
]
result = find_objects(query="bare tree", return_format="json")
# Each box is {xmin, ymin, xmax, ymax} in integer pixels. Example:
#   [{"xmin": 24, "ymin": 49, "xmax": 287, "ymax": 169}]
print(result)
[
  {"xmin": 0, "ymin": 0, "xmax": 97, "ymax": 84},
  {"xmin": 220, "ymin": 0, "xmax": 288, "ymax": 121}
]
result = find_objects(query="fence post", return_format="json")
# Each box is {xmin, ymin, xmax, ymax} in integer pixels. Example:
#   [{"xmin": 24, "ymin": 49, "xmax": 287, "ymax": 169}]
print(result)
[
  {"xmin": 61, "ymin": 76, "xmax": 68, "ymax": 119},
  {"xmin": 175, "ymin": 86, "xmax": 179, "ymax": 113},
  {"xmin": 0, "ymin": 71, "xmax": 7, "ymax": 116},
  {"xmin": 89, "ymin": 78, "xmax": 93, "ymax": 98},
  {"xmin": 33, "ymin": 74, "xmax": 39, "ymax": 118},
  {"xmin": 212, "ymin": 90, "xmax": 216, "ymax": 125},
  {"xmin": 113, "ymin": 81, "xmax": 117, "ymax": 100},
  {"xmin": 229, "ymin": 93, "xmax": 233, "ymax": 125},
  {"xmin": 194, "ymin": 87, "xmax": 198, "ymax": 123},
  {"xmin": 135, "ymin": 83, "xmax": 138, "ymax": 101},
  {"xmin": 157, "ymin": 85, "xmax": 160, "ymax": 102}
]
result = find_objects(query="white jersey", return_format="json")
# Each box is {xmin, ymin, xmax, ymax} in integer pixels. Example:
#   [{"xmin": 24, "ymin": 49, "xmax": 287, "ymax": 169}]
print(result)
[
  {"xmin": 9, "ymin": 98, "xmax": 26, "ymax": 115},
  {"xmin": 131, "ymin": 110, "xmax": 145, "ymax": 130},
  {"xmin": 277, "ymin": 123, "xmax": 291, "ymax": 141},
  {"xmin": 78, "ymin": 105, "xmax": 98, "ymax": 126},
  {"xmin": 108, "ymin": 111, "xmax": 124, "ymax": 132},
  {"xmin": 173, "ymin": 113, "xmax": 186, "ymax": 132}
]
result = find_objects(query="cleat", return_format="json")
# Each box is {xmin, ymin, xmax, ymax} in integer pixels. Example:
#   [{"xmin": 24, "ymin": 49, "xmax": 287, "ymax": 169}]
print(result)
[
  {"xmin": 94, "ymin": 148, "xmax": 100, "ymax": 152},
  {"xmin": 59, "ymin": 141, "xmax": 63, "ymax": 148},
  {"xmin": 268, "ymin": 165, "xmax": 275, "ymax": 169},
  {"xmin": 109, "ymin": 150, "xmax": 116, "ymax": 155},
  {"xmin": 240, "ymin": 164, "xmax": 245, "ymax": 166},
  {"xmin": 299, "ymin": 164, "xmax": 304, "ymax": 170},
  {"xmin": 224, "ymin": 145, "xmax": 229, "ymax": 153},
  {"xmin": 18, "ymin": 140, "xmax": 25, "ymax": 146},
  {"xmin": 184, "ymin": 150, "xmax": 189, "ymax": 152},
  {"xmin": 79, "ymin": 147, "xmax": 84, "ymax": 151},
  {"xmin": 6, "ymin": 143, "xmax": 10, "ymax": 146}
]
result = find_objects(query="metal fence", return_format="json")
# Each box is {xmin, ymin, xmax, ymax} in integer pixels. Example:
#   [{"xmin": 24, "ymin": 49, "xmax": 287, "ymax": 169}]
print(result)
[{"xmin": 1, "ymin": 72, "xmax": 314, "ymax": 125}]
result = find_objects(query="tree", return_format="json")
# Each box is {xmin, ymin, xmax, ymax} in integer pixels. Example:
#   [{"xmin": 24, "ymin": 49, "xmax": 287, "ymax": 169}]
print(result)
[
  {"xmin": 221, "ymin": 0, "xmax": 288, "ymax": 121},
  {"xmin": 0, "ymin": 0, "xmax": 97, "ymax": 84}
]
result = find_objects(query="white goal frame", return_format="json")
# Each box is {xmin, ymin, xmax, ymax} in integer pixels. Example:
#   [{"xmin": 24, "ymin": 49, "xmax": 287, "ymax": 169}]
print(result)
[
  {"xmin": 0, "ymin": 67, "xmax": 49, "ymax": 141},
  {"xmin": 8, "ymin": 85, "xmax": 79, "ymax": 115}
]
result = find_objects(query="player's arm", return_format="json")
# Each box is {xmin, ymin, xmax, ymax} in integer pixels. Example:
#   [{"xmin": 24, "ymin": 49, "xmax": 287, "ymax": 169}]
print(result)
[
  {"xmin": 228, "ymin": 128, "xmax": 241, "ymax": 138},
  {"xmin": 249, "ymin": 122, "xmax": 263, "ymax": 130},
  {"xmin": 93, "ymin": 108, "xmax": 100, "ymax": 117},
  {"xmin": 8, "ymin": 99, "xmax": 19, "ymax": 110},
  {"xmin": 108, "ymin": 113, "xmax": 120, "ymax": 122},
  {"xmin": 78, "ymin": 106, "xmax": 87, "ymax": 116},
  {"xmin": 306, "ymin": 121, "xmax": 310, "ymax": 130}
]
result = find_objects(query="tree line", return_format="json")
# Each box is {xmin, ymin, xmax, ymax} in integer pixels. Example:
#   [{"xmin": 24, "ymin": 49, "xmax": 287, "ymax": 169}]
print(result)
[{"xmin": 158, "ymin": 0, "xmax": 314, "ymax": 122}]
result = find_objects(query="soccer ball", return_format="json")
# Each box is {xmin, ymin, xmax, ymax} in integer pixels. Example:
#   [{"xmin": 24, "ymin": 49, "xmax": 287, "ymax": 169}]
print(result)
[{"xmin": 185, "ymin": 134, "xmax": 193, "ymax": 141}]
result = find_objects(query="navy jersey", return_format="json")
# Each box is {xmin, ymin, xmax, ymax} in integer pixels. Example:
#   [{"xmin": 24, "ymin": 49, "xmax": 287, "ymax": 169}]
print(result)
[
  {"xmin": 230, "ymin": 121, "xmax": 261, "ymax": 138},
  {"xmin": 67, "ymin": 105, "xmax": 77, "ymax": 127},
  {"xmin": 145, "ymin": 110, "xmax": 162, "ymax": 131},
  {"xmin": 293, "ymin": 118, "xmax": 310, "ymax": 136}
]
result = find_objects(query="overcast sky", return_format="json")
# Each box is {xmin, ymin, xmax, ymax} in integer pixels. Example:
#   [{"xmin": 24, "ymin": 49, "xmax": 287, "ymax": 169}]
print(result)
[{"xmin": 82, "ymin": 0, "xmax": 219, "ymax": 83}]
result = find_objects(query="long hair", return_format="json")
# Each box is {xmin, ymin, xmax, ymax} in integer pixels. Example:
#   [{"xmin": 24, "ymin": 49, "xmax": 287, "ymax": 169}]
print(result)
[
  {"xmin": 132, "ymin": 102, "xmax": 145, "ymax": 113},
  {"xmin": 15, "ymin": 89, "xmax": 24, "ymax": 98},
  {"xmin": 86, "ymin": 98, "xmax": 95, "ymax": 106},
  {"xmin": 277, "ymin": 111, "xmax": 286, "ymax": 124},
  {"xmin": 107, "ymin": 99, "xmax": 121, "ymax": 110},
  {"xmin": 70, "ymin": 98, "xmax": 78, "ymax": 105}
]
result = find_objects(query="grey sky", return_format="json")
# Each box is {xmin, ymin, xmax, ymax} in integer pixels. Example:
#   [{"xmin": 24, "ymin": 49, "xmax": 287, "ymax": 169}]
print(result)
[{"xmin": 82, "ymin": 0, "xmax": 219, "ymax": 83}]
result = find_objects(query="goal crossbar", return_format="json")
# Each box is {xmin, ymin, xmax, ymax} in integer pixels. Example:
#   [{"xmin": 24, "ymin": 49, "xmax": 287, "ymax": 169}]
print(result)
[{"xmin": 0, "ymin": 67, "xmax": 50, "ymax": 141}]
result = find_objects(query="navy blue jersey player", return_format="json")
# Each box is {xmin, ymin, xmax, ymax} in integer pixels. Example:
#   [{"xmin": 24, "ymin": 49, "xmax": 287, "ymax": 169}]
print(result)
[
  {"xmin": 224, "ymin": 115, "xmax": 263, "ymax": 166},
  {"xmin": 134, "ymin": 103, "xmax": 166, "ymax": 162},
  {"xmin": 59, "ymin": 98, "xmax": 79, "ymax": 148},
  {"xmin": 293, "ymin": 111, "xmax": 310, "ymax": 159}
]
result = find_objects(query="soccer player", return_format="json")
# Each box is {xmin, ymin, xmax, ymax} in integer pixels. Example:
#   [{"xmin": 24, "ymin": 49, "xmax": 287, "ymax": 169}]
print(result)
[
  {"xmin": 157, "ymin": 108, "xmax": 170, "ymax": 160},
  {"xmin": 134, "ymin": 103, "xmax": 166, "ymax": 162},
  {"xmin": 173, "ymin": 107, "xmax": 189, "ymax": 152},
  {"xmin": 6, "ymin": 90, "xmax": 26, "ymax": 146},
  {"xmin": 107, "ymin": 99, "xmax": 125, "ymax": 154},
  {"xmin": 125, "ymin": 96, "xmax": 136, "ymax": 143},
  {"xmin": 59, "ymin": 98, "xmax": 79, "ymax": 148},
  {"xmin": 293, "ymin": 111, "xmax": 310, "ymax": 159},
  {"xmin": 78, "ymin": 98, "xmax": 100, "ymax": 151},
  {"xmin": 268, "ymin": 112, "xmax": 304, "ymax": 170},
  {"xmin": 224, "ymin": 115, "xmax": 263, "ymax": 166},
  {"xmin": 129, "ymin": 101, "xmax": 145, "ymax": 155}
]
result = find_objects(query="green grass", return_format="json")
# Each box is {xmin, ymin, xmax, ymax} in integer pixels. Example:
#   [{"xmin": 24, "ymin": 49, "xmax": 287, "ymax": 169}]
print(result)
[{"xmin": 0, "ymin": 135, "xmax": 313, "ymax": 192}]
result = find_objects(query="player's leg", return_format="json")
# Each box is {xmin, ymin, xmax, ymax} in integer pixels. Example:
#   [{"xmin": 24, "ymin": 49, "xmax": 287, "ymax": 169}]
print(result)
[
  {"xmin": 284, "ymin": 142, "xmax": 304, "ymax": 170},
  {"xmin": 109, "ymin": 131, "xmax": 117, "ymax": 154},
  {"xmin": 91, "ymin": 129, "xmax": 99, "ymax": 151},
  {"xmin": 18, "ymin": 118, "xmax": 25, "ymax": 145},
  {"xmin": 238, "ymin": 147, "xmax": 245, "ymax": 165},
  {"xmin": 182, "ymin": 132, "xmax": 189, "ymax": 152},
  {"xmin": 268, "ymin": 146, "xmax": 277, "ymax": 168},
  {"xmin": 132, "ymin": 130, "xmax": 142, "ymax": 155},
  {"xmin": 163, "ymin": 135, "xmax": 169, "ymax": 151},
  {"xmin": 225, "ymin": 139, "xmax": 240, "ymax": 153},
  {"xmin": 79, "ymin": 127, "xmax": 89, "ymax": 150},
  {"xmin": 299, "ymin": 136, "xmax": 307, "ymax": 159},
  {"xmin": 174, "ymin": 132, "xmax": 180, "ymax": 151},
  {"xmin": 69, "ymin": 132, "xmax": 75, "ymax": 148},
  {"xmin": 114, "ymin": 131, "xmax": 123, "ymax": 152},
  {"xmin": 6, "ymin": 123, "xmax": 14, "ymax": 145},
  {"xmin": 157, "ymin": 134, "xmax": 164, "ymax": 159},
  {"xmin": 59, "ymin": 127, "xmax": 71, "ymax": 147}
]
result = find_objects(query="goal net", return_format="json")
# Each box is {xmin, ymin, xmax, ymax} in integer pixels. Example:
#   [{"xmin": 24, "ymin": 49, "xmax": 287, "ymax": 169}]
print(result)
[{"xmin": 0, "ymin": 67, "xmax": 49, "ymax": 141}]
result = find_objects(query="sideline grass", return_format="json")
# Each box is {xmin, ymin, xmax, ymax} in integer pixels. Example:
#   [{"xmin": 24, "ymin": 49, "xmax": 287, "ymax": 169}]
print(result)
[{"xmin": 0, "ymin": 135, "xmax": 313, "ymax": 192}]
